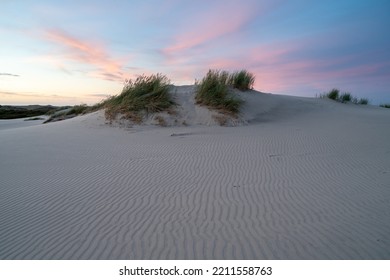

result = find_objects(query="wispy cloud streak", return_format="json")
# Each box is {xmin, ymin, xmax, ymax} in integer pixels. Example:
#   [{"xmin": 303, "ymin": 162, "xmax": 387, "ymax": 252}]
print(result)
[
  {"xmin": 0, "ymin": 73, "xmax": 20, "ymax": 77},
  {"xmin": 0, "ymin": 91, "xmax": 60, "ymax": 98},
  {"xmin": 163, "ymin": 2, "xmax": 259, "ymax": 57},
  {"xmin": 44, "ymin": 29, "xmax": 125, "ymax": 81}
]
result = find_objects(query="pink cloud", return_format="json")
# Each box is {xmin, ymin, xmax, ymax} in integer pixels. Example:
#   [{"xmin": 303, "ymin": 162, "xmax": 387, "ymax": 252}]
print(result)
[
  {"xmin": 252, "ymin": 57, "xmax": 390, "ymax": 95},
  {"xmin": 44, "ymin": 29, "xmax": 126, "ymax": 81},
  {"xmin": 195, "ymin": 41, "xmax": 358, "ymax": 93},
  {"xmin": 163, "ymin": 2, "xmax": 258, "ymax": 57}
]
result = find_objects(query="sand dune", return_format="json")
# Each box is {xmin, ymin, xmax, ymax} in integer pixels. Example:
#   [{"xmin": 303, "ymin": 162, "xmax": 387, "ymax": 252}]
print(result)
[
  {"xmin": 0, "ymin": 88, "xmax": 389, "ymax": 259},
  {"xmin": 0, "ymin": 116, "xmax": 48, "ymax": 131}
]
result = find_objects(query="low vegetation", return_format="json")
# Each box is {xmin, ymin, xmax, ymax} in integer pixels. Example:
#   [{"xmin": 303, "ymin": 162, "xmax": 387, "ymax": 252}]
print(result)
[
  {"xmin": 358, "ymin": 98, "xmax": 369, "ymax": 105},
  {"xmin": 380, "ymin": 104, "xmax": 390, "ymax": 108},
  {"xmin": 340, "ymin": 92, "xmax": 352, "ymax": 102},
  {"xmin": 326, "ymin": 88, "xmax": 340, "ymax": 100},
  {"xmin": 0, "ymin": 105, "xmax": 65, "ymax": 119},
  {"xmin": 0, "ymin": 104, "xmax": 93, "ymax": 122},
  {"xmin": 195, "ymin": 69, "xmax": 255, "ymax": 114},
  {"xmin": 43, "ymin": 104, "xmax": 91, "ymax": 123},
  {"xmin": 103, "ymin": 74, "xmax": 175, "ymax": 122},
  {"xmin": 68, "ymin": 104, "xmax": 89, "ymax": 115},
  {"xmin": 229, "ymin": 70, "xmax": 255, "ymax": 90},
  {"xmin": 321, "ymin": 88, "xmax": 369, "ymax": 105}
]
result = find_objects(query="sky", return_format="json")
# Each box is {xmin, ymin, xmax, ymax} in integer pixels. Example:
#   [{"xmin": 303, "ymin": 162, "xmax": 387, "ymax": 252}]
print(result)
[{"xmin": 1, "ymin": 0, "xmax": 389, "ymax": 105}]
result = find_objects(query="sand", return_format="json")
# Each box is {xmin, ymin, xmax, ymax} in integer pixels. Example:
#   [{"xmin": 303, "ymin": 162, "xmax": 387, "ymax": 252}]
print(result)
[
  {"xmin": 0, "ymin": 116, "xmax": 48, "ymax": 131},
  {"xmin": 0, "ymin": 87, "xmax": 389, "ymax": 259}
]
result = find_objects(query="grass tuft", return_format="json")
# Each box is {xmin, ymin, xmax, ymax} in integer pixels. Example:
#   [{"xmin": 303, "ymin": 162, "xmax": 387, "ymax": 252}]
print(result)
[
  {"xmin": 229, "ymin": 70, "xmax": 255, "ymax": 90},
  {"xmin": 195, "ymin": 69, "xmax": 246, "ymax": 114},
  {"xmin": 340, "ymin": 92, "xmax": 352, "ymax": 103},
  {"xmin": 321, "ymin": 89, "xmax": 369, "ymax": 105},
  {"xmin": 358, "ymin": 98, "xmax": 369, "ymax": 105},
  {"xmin": 103, "ymin": 73, "xmax": 175, "ymax": 121},
  {"xmin": 379, "ymin": 103, "xmax": 390, "ymax": 108},
  {"xmin": 327, "ymin": 88, "xmax": 340, "ymax": 100}
]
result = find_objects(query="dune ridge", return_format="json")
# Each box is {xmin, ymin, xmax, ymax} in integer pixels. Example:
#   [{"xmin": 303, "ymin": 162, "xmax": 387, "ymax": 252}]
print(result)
[{"xmin": 0, "ymin": 88, "xmax": 389, "ymax": 259}]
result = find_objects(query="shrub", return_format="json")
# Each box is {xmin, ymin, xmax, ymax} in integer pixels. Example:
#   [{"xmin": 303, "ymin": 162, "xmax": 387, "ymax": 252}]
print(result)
[
  {"xmin": 379, "ymin": 104, "xmax": 390, "ymax": 108},
  {"xmin": 327, "ymin": 88, "xmax": 340, "ymax": 100},
  {"xmin": 195, "ymin": 69, "xmax": 243, "ymax": 114},
  {"xmin": 103, "ymin": 73, "xmax": 175, "ymax": 120},
  {"xmin": 340, "ymin": 92, "xmax": 352, "ymax": 103},
  {"xmin": 229, "ymin": 70, "xmax": 255, "ymax": 90}
]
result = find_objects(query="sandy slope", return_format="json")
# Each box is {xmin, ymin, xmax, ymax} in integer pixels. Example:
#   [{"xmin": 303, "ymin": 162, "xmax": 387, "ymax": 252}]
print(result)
[
  {"xmin": 0, "ymin": 88, "xmax": 389, "ymax": 259},
  {"xmin": 0, "ymin": 116, "xmax": 48, "ymax": 131}
]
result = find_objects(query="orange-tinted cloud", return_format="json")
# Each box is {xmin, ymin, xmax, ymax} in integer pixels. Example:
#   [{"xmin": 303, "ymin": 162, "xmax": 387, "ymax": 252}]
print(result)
[{"xmin": 44, "ymin": 29, "xmax": 125, "ymax": 81}]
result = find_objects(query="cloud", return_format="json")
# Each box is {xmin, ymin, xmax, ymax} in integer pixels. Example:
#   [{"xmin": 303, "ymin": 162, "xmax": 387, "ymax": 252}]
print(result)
[
  {"xmin": 92, "ymin": 71, "xmax": 124, "ymax": 82},
  {"xmin": 0, "ymin": 90, "xmax": 92, "ymax": 106},
  {"xmin": 162, "ymin": 1, "xmax": 259, "ymax": 57},
  {"xmin": 193, "ymin": 37, "xmax": 390, "ymax": 95},
  {"xmin": 0, "ymin": 91, "xmax": 37, "ymax": 97},
  {"xmin": 0, "ymin": 73, "xmax": 20, "ymax": 77},
  {"xmin": 44, "ymin": 29, "xmax": 126, "ymax": 82},
  {"xmin": 0, "ymin": 91, "xmax": 66, "ymax": 98}
]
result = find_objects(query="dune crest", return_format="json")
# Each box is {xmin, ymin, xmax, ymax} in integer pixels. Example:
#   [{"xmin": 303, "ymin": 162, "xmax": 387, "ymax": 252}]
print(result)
[{"xmin": 103, "ymin": 85, "xmax": 322, "ymax": 128}]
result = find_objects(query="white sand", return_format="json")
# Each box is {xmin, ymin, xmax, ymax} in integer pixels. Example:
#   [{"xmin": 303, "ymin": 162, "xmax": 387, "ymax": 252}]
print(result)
[
  {"xmin": 0, "ymin": 116, "xmax": 48, "ymax": 131},
  {"xmin": 0, "ymin": 87, "xmax": 389, "ymax": 259}
]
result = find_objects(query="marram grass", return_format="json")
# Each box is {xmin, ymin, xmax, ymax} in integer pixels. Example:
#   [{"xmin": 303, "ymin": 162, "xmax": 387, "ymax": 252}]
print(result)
[
  {"xmin": 103, "ymin": 73, "xmax": 175, "ymax": 121},
  {"xmin": 195, "ymin": 69, "xmax": 255, "ymax": 114}
]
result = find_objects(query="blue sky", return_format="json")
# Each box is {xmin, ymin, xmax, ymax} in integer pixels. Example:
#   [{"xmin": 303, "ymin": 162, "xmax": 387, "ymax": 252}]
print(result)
[{"xmin": 1, "ymin": 0, "xmax": 389, "ymax": 105}]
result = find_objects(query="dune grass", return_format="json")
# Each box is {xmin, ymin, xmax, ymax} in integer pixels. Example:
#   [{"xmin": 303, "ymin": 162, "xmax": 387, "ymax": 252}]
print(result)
[
  {"xmin": 43, "ymin": 104, "xmax": 91, "ymax": 123},
  {"xmin": 103, "ymin": 74, "xmax": 175, "ymax": 121},
  {"xmin": 326, "ymin": 88, "xmax": 340, "ymax": 100},
  {"xmin": 195, "ymin": 70, "xmax": 241, "ymax": 114},
  {"xmin": 358, "ymin": 98, "xmax": 369, "ymax": 105},
  {"xmin": 321, "ymin": 89, "xmax": 369, "ymax": 105},
  {"xmin": 68, "ymin": 104, "xmax": 89, "ymax": 115},
  {"xmin": 195, "ymin": 69, "xmax": 256, "ymax": 114},
  {"xmin": 340, "ymin": 92, "xmax": 352, "ymax": 103},
  {"xmin": 229, "ymin": 70, "xmax": 255, "ymax": 90}
]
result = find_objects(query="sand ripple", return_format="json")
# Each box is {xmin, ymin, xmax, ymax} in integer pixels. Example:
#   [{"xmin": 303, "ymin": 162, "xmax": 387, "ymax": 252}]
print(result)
[{"xmin": 1, "ymin": 100, "xmax": 390, "ymax": 259}]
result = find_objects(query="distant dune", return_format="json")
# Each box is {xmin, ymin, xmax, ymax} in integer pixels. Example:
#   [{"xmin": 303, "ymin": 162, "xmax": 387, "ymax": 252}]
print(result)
[
  {"xmin": 0, "ymin": 105, "xmax": 61, "ymax": 119},
  {"xmin": 0, "ymin": 88, "xmax": 389, "ymax": 259}
]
